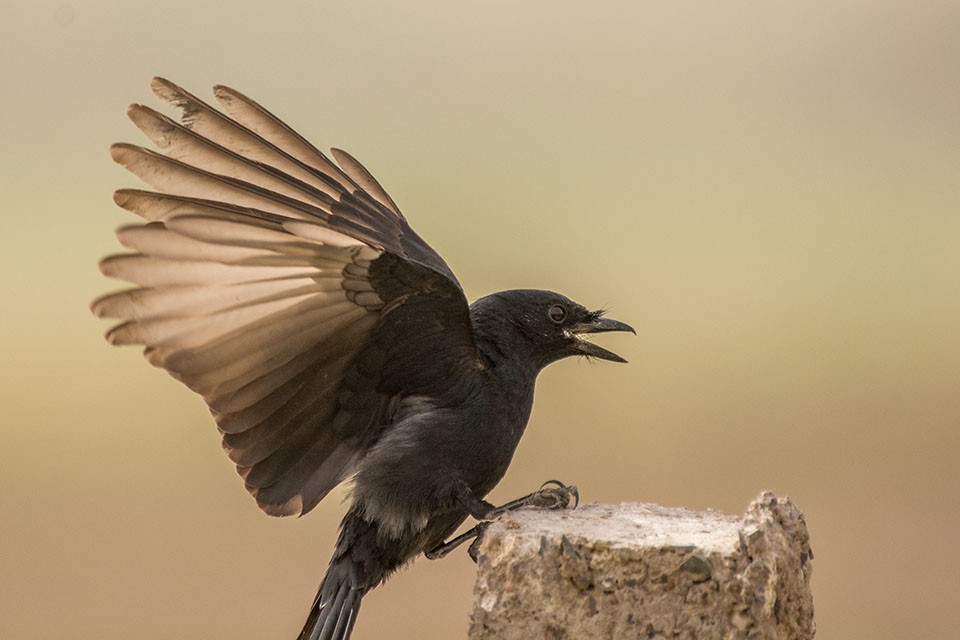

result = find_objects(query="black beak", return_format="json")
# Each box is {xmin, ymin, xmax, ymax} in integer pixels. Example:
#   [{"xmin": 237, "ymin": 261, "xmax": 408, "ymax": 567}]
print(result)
[{"xmin": 572, "ymin": 315, "xmax": 636, "ymax": 363}]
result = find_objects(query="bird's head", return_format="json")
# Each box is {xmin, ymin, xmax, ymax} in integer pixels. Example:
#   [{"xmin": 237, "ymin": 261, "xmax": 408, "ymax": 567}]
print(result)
[{"xmin": 471, "ymin": 290, "xmax": 635, "ymax": 371}]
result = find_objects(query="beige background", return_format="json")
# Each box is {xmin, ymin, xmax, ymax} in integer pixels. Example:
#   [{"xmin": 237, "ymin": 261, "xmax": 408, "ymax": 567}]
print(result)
[{"xmin": 3, "ymin": 2, "xmax": 959, "ymax": 639}]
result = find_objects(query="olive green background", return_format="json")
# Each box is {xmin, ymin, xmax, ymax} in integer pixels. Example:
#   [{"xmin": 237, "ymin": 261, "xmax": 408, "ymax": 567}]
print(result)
[{"xmin": 3, "ymin": 2, "xmax": 958, "ymax": 639}]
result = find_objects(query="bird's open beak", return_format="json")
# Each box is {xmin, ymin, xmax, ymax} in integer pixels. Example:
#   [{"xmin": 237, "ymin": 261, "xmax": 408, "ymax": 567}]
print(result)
[{"xmin": 571, "ymin": 315, "xmax": 636, "ymax": 363}]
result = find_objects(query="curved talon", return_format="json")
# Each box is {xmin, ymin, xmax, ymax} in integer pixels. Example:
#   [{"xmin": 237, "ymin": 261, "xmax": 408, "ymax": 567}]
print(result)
[
  {"xmin": 467, "ymin": 522, "xmax": 491, "ymax": 563},
  {"xmin": 537, "ymin": 480, "xmax": 579, "ymax": 509}
]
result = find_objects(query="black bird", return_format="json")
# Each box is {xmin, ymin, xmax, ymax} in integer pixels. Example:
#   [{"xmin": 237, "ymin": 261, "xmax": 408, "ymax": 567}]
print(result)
[{"xmin": 93, "ymin": 78, "xmax": 634, "ymax": 640}]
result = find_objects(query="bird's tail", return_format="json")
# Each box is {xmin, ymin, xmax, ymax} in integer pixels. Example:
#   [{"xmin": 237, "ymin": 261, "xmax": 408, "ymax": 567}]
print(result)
[
  {"xmin": 297, "ymin": 508, "xmax": 402, "ymax": 640},
  {"xmin": 296, "ymin": 559, "xmax": 364, "ymax": 640}
]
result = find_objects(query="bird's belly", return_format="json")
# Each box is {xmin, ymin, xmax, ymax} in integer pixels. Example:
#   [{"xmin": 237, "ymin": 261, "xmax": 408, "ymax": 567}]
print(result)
[{"xmin": 349, "ymin": 395, "xmax": 524, "ymax": 539}]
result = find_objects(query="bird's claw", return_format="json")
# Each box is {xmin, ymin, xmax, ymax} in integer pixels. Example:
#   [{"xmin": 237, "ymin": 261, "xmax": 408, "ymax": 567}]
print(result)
[
  {"xmin": 467, "ymin": 522, "xmax": 491, "ymax": 563},
  {"xmin": 533, "ymin": 480, "xmax": 579, "ymax": 510}
]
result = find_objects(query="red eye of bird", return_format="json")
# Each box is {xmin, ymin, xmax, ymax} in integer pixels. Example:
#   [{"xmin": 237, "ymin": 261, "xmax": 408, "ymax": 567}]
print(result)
[{"xmin": 548, "ymin": 304, "xmax": 567, "ymax": 324}]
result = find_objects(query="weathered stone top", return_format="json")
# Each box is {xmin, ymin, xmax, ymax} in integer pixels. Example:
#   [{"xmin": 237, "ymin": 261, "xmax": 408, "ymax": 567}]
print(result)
[{"xmin": 493, "ymin": 502, "xmax": 742, "ymax": 554}]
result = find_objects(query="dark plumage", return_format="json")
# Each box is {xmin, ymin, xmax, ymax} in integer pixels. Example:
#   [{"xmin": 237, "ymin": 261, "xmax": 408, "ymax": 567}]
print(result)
[{"xmin": 93, "ymin": 78, "xmax": 634, "ymax": 640}]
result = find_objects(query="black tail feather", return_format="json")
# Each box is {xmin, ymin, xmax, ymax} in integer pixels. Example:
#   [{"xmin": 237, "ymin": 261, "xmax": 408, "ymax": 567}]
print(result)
[
  {"xmin": 331, "ymin": 588, "xmax": 361, "ymax": 640},
  {"xmin": 298, "ymin": 563, "xmax": 364, "ymax": 640}
]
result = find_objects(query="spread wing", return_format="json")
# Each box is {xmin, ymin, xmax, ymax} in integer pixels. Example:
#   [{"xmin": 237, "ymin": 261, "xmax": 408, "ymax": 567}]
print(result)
[{"xmin": 94, "ymin": 78, "xmax": 484, "ymax": 516}]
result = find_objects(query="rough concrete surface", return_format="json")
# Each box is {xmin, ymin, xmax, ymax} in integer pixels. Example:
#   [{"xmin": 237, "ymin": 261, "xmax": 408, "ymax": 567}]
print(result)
[{"xmin": 469, "ymin": 492, "xmax": 814, "ymax": 640}]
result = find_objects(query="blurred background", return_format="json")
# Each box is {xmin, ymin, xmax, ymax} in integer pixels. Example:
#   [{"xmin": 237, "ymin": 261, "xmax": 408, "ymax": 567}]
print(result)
[{"xmin": 2, "ymin": 2, "xmax": 958, "ymax": 639}]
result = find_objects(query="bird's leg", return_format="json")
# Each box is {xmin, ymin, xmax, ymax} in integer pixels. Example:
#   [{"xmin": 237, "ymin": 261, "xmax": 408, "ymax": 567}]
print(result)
[
  {"xmin": 455, "ymin": 479, "xmax": 579, "ymax": 520},
  {"xmin": 424, "ymin": 522, "xmax": 490, "ymax": 561},
  {"xmin": 483, "ymin": 480, "xmax": 580, "ymax": 517},
  {"xmin": 423, "ymin": 485, "xmax": 495, "ymax": 561},
  {"xmin": 424, "ymin": 481, "xmax": 579, "ymax": 562}
]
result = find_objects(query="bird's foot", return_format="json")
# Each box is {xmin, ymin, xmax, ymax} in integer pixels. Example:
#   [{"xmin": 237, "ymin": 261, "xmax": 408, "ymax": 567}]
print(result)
[
  {"xmin": 528, "ymin": 479, "xmax": 580, "ymax": 510},
  {"xmin": 467, "ymin": 525, "xmax": 489, "ymax": 563},
  {"xmin": 425, "ymin": 480, "xmax": 579, "ymax": 563},
  {"xmin": 488, "ymin": 479, "xmax": 579, "ymax": 516},
  {"xmin": 425, "ymin": 521, "xmax": 490, "ymax": 562}
]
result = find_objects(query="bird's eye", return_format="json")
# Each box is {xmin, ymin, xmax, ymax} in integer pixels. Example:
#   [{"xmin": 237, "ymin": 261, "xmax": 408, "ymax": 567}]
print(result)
[{"xmin": 547, "ymin": 304, "xmax": 567, "ymax": 324}]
